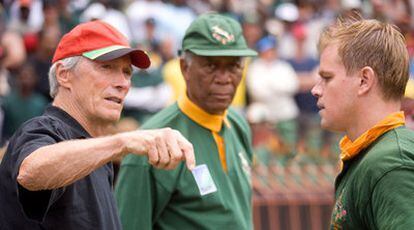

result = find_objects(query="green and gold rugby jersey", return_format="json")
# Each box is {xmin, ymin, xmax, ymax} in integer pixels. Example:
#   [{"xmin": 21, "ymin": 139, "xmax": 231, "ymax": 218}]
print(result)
[{"xmin": 115, "ymin": 95, "xmax": 253, "ymax": 230}]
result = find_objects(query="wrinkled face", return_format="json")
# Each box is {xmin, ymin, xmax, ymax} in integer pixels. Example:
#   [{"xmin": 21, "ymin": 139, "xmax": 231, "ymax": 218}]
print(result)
[
  {"xmin": 181, "ymin": 54, "xmax": 244, "ymax": 114},
  {"xmin": 69, "ymin": 56, "xmax": 132, "ymax": 124},
  {"xmin": 311, "ymin": 44, "xmax": 359, "ymax": 132}
]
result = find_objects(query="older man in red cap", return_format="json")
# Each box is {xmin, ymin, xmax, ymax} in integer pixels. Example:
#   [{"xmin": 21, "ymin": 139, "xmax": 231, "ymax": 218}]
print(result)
[{"xmin": 0, "ymin": 20, "xmax": 195, "ymax": 229}]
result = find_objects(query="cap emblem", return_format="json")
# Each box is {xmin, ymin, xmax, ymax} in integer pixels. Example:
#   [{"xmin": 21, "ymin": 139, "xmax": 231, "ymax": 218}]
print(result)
[{"xmin": 211, "ymin": 25, "xmax": 235, "ymax": 45}]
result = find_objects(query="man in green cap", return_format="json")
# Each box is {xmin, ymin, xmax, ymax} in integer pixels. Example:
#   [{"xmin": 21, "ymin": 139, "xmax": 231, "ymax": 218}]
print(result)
[{"xmin": 115, "ymin": 13, "xmax": 257, "ymax": 229}]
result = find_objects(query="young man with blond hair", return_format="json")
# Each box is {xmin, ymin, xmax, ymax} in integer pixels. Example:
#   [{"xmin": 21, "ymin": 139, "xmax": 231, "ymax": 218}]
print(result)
[{"xmin": 312, "ymin": 14, "xmax": 414, "ymax": 229}]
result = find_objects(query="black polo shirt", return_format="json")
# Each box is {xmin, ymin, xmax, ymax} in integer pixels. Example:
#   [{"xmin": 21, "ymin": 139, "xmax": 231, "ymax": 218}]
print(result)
[{"xmin": 0, "ymin": 106, "xmax": 121, "ymax": 230}]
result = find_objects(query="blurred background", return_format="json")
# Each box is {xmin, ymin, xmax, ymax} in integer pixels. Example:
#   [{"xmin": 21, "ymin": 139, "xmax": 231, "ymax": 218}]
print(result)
[{"xmin": 0, "ymin": 0, "xmax": 413, "ymax": 229}]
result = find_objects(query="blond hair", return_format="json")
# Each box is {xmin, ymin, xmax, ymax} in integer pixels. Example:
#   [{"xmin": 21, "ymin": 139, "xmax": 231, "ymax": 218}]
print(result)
[{"xmin": 318, "ymin": 13, "xmax": 409, "ymax": 100}]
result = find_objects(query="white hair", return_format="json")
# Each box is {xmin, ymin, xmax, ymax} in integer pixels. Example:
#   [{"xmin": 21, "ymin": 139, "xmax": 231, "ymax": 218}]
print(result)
[
  {"xmin": 181, "ymin": 50, "xmax": 194, "ymax": 66},
  {"xmin": 48, "ymin": 56, "xmax": 81, "ymax": 98}
]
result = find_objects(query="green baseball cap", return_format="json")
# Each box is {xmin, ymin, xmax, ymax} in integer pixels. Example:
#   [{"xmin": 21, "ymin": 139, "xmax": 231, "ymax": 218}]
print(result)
[{"xmin": 181, "ymin": 13, "xmax": 257, "ymax": 57}]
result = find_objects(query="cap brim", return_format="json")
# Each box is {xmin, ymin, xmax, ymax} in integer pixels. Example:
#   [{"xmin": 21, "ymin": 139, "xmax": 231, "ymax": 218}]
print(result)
[
  {"xmin": 83, "ymin": 45, "xmax": 151, "ymax": 69},
  {"xmin": 188, "ymin": 48, "xmax": 257, "ymax": 57}
]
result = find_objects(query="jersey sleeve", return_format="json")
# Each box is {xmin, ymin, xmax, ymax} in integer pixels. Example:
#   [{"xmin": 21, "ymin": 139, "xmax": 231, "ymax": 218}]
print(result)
[
  {"xmin": 11, "ymin": 121, "xmax": 66, "ymax": 222},
  {"xmin": 115, "ymin": 155, "xmax": 181, "ymax": 230},
  {"xmin": 228, "ymin": 110, "xmax": 254, "ymax": 161},
  {"xmin": 370, "ymin": 166, "xmax": 414, "ymax": 229}
]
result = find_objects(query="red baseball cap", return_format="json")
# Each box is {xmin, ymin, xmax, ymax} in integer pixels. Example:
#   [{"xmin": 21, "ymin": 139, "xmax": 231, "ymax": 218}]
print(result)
[
  {"xmin": 20, "ymin": 0, "xmax": 31, "ymax": 7},
  {"xmin": 52, "ymin": 20, "xmax": 150, "ymax": 69}
]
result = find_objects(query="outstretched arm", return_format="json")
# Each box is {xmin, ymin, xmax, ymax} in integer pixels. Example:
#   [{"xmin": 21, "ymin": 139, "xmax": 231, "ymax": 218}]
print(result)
[{"xmin": 17, "ymin": 128, "xmax": 195, "ymax": 191}]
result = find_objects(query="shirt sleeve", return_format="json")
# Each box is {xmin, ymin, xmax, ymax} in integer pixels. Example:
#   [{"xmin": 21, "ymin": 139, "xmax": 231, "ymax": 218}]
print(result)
[
  {"xmin": 12, "ymin": 122, "xmax": 65, "ymax": 222},
  {"xmin": 370, "ymin": 166, "xmax": 414, "ymax": 229}
]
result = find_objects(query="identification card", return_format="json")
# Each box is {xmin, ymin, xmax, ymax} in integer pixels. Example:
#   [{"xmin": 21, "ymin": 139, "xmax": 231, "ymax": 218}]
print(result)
[{"xmin": 191, "ymin": 164, "xmax": 217, "ymax": 196}]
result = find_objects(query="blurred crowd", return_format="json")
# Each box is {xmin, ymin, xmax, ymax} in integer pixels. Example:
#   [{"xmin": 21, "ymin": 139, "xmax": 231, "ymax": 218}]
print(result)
[{"xmin": 0, "ymin": 1, "xmax": 413, "ymax": 225}]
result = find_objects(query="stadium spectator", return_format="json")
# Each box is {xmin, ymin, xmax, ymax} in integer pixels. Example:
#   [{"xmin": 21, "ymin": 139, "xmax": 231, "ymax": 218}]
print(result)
[
  {"xmin": 247, "ymin": 35, "xmax": 299, "ymax": 151},
  {"xmin": 0, "ymin": 10, "xmax": 27, "ymax": 143},
  {"xmin": 2, "ymin": 63, "xmax": 47, "ymax": 140}
]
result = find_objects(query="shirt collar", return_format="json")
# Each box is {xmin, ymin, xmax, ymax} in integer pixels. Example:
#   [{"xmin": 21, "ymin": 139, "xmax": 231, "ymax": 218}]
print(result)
[
  {"xmin": 177, "ymin": 94, "xmax": 228, "ymax": 132},
  {"xmin": 340, "ymin": 111, "xmax": 405, "ymax": 162},
  {"xmin": 44, "ymin": 105, "xmax": 91, "ymax": 138}
]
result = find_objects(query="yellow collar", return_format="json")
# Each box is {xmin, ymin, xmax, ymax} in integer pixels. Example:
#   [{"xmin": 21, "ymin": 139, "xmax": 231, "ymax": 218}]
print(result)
[
  {"xmin": 340, "ymin": 111, "xmax": 405, "ymax": 162},
  {"xmin": 177, "ymin": 94, "xmax": 228, "ymax": 132}
]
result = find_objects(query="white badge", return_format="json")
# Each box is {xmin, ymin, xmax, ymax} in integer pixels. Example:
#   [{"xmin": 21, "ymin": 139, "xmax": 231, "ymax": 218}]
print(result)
[{"xmin": 191, "ymin": 164, "xmax": 217, "ymax": 196}]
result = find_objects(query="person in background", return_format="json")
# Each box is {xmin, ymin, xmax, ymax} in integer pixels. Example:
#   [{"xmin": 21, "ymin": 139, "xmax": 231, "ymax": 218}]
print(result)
[
  {"xmin": 0, "ymin": 8, "xmax": 27, "ymax": 144},
  {"xmin": 246, "ymin": 35, "xmax": 299, "ymax": 152},
  {"xmin": 2, "ymin": 63, "xmax": 47, "ymax": 140}
]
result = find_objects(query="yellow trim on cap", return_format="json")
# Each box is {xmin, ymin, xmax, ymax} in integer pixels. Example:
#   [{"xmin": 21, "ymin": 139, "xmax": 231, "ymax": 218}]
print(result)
[{"xmin": 82, "ymin": 45, "xmax": 129, "ymax": 59}]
